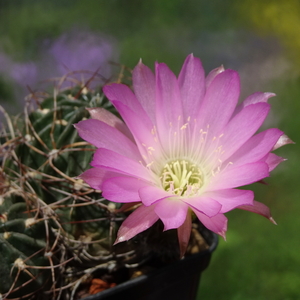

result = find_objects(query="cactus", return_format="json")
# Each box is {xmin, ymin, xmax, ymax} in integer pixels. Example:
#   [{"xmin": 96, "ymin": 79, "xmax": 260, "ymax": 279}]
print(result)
[
  {"xmin": 0, "ymin": 69, "xmax": 212, "ymax": 300},
  {"xmin": 0, "ymin": 71, "xmax": 144, "ymax": 300}
]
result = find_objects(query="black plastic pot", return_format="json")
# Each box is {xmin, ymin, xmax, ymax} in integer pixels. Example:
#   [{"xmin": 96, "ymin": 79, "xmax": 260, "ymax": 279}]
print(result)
[{"xmin": 83, "ymin": 230, "xmax": 218, "ymax": 300}]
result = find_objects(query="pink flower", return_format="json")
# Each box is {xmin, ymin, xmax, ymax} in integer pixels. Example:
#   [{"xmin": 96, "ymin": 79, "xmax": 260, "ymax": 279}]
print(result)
[{"xmin": 75, "ymin": 54, "xmax": 291, "ymax": 255}]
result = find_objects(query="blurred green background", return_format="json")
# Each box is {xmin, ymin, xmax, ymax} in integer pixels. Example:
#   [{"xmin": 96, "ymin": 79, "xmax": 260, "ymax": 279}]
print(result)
[{"xmin": 0, "ymin": 1, "xmax": 298, "ymax": 299}]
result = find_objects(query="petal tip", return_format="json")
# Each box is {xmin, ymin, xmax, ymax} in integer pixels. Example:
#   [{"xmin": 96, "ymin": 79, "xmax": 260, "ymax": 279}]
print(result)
[
  {"xmin": 272, "ymin": 134, "xmax": 295, "ymax": 150},
  {"xmin": 219, "ymin": 64, "xmax": 225, "ymax": 72},
  {"xmin": 86, "ymin": 107, "xmax": 98, "ymax": 115},
  {"xmin": 269, "ymin": 217, "xmax": 277, "ymax": 225},
  {"xmin": 265, "ymin": 92, "xmax": 276, "ymax": 98},
  {"xmin": 186, "ymin": 53, "xmax": 194, "ymax": 61},
  {"xmin": 114, "ymin": 235, "xmax": 126, "ymax": 245},
  {"xmin": 219, "ymin": 230, "xmax": 227, "ymax": 241}
]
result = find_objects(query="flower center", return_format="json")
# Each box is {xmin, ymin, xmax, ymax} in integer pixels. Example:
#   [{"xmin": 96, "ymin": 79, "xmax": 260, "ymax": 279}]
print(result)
[{"xmin": 160, "ymin": 159, "xmax": 204, "ymax": 197}]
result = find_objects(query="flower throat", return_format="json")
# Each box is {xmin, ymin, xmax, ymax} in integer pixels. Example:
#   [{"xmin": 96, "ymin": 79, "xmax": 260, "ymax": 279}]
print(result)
[{"xmin": 161, "ymin": 160, "xmax": 203, "ymax": 196}]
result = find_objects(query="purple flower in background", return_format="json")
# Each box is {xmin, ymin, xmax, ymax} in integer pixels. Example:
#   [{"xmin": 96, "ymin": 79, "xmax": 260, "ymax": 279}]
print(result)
[
  {"xmin": 0, "ymin": 52, "xmax": 13, "ymax": 72},
  {"xmin": 0, "ymin": 53, "xmax": 37, "ymax": 117},
  {"xmin": 0, "ymin": 29, "xmax": 117, "ymax": 122},
  {"xmin": 77, "ymin": 54, "xmax": 292, "ymax": 254},
  {"xmin": 1, "ymin": 28, "xmax": 117, "ymax": 94},
  {"xmin": 47, "ymin": 29, "xmax": 117, "ymax": 87},
  {"xmin": 10, "ymin": 62, "xmax": 38, "ymax": 87}
]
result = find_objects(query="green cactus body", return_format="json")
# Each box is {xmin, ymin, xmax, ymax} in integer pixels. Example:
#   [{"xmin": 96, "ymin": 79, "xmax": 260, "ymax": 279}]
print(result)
[{"xmin": 0, "ymin": 84, "xmax": 128, "ymax": 299}]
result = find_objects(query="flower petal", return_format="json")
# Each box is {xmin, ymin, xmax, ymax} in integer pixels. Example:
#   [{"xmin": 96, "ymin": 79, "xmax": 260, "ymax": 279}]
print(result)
[
  {"xmin": 154, "ymin": 199, "xmax": 188, "ymax": 231},
  {"xmin": 155, "ymin": 62, "xmax": 183, "ymax": 122},
  {"xmin": 111, "ymin": 101, "xmax": 159, "ymax": 162},
  {"xmin": 226, "ymin": 128, "xmax": 284, "ymax": 167},
  {"xmin": 197, "ymin": 69, "xmax": 240, "ymax": 137},
  {"xmin": 208, "ymin": 162, "xmax": 269, "ymax": 191},
  {"xmin": 233, "ymin": 92, "xmax": 275, "ymax": 117},
  {"xmin": 204, "ymin": 189, "xmax": 254, "ymax": 213},
  {"xmin": 182, "ymin": 196, "xmax": 221, "ymax": 217},
  {"xmin": 115, "ymin": 205, "xmax": 159, "ymax": 244},
  {"xmin": 177, "ymin": 212, "xmax": 192, "ymax": 258},
  {"xmin": 75, "ymin": 119, "xmax": 141, "ymax": 160},
  {"xmin": 104, "ymin": 84, "xmax": 156, "ymax": 148},
  {"xmin": 86, "ymin": 107, "xmax": 133, "ymax": 140},
  {"xmin": 272, "ymin": 134, "xmax": 295, "ymax": 150},
  {"xmin": 205, "ymin": 65, "xmax": 225, "ymax": 88},
  {"xmin": 103, "ymin": 83, "xmax": 146, "ymax": 116},
  {"xmin": 220, "ymin": 102, "xmax": 271, "ymax": 161},
  {"xmin": 132, "ymin": 60, "xmax": 156, "ymax": 123},
  {"xmin": 78, "ymin": 168, "xmax": 121, "ymax": 190},
  {"xmin": 192, "ymin": 209, "xmax": 228, "ymax": 239},
  {"xmin": 91, "ymin": 148, "xmax": 152, "ymax": 182},
  {"xmin": 241, "ymin": 92, "xmax": 275, "ymax": 107},
  {"xmin": 178, "ymin": 54, "xmax": 205, "ymax": 120},
  {"xmin": 138, "ymin": 185, "xmax": 173, "ymax": 206},
  {"xmin": 155, "ymin": 62, "xmax": 184, "ymax": 146},
  {"xmin": 264, "ymin": 153, "xmax": 286, "ymax": 171},
  {"xmin": 238, "ymin": 200, "xmax": 276, "ymax": 224},
  {"xmin": 102, "ymin": 177, "xmax": 149, "ymax": 203}
]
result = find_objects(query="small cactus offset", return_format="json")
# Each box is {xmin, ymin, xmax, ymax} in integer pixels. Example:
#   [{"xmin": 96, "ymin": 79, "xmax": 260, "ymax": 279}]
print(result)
[{"xmin": 0, "ymin": 71, "xmax": 140, "ymax": 299}]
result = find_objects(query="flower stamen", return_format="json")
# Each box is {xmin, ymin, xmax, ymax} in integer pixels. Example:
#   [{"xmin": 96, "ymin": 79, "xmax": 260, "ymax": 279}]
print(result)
[{"xmin": 160, "ymin": 159, "xmax": 203, "ymax": 196}]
